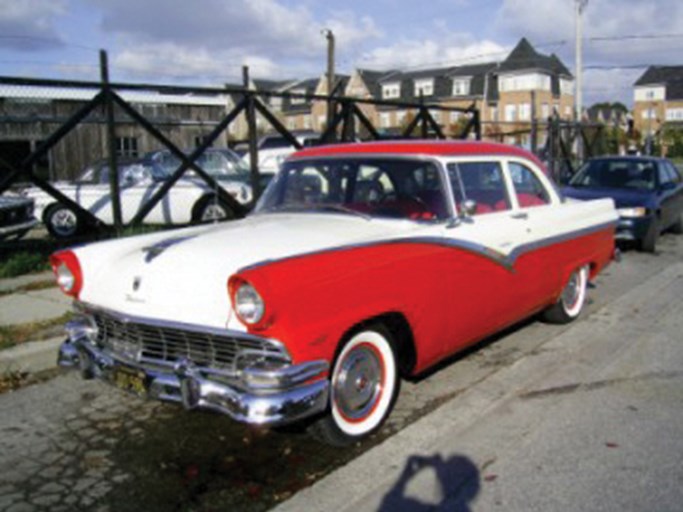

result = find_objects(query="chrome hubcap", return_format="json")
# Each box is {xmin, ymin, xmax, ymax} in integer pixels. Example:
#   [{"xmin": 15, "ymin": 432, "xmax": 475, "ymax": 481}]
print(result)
[
  {"xmin": 52, "ymin": 209, "xmax": 77, "ymax": 236},
  {"xmin": 562, "ymin": 271, "xmax": 581, "ymax": 309},
  {"xmin": 201, "ymin": 203, "xmax": 227, "ymax": 222},
  {"xmin": 333, "ymin": 345, "xmax": 383, "ymax": 421}
]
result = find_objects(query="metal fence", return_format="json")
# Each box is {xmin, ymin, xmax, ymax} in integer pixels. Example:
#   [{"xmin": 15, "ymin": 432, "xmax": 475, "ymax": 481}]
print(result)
[{"xmin": 0, "ymin": 52, "xmax": 481, "ymax": 244}]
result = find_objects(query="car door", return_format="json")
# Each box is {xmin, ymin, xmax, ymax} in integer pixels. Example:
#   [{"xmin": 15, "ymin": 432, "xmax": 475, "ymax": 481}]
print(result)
[
  {"xmin": 441, "ymin": 159, "xmax": 531, "ymax": 341},
  {"xmin": 504, "ymin": 159, "xmax": 566, "ymax": 313},
  {"xmin": 661, "ymin": 161, "xmax": 683, "ymax": 227}
]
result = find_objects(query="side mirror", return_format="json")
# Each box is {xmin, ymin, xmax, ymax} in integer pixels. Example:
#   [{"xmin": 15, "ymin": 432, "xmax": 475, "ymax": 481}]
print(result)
[
  {"xmin": 660, "ymin": 181, "xmax": 676, "ymax": 192},
  {"xmin": 460, "ymin": 199, "xmax": 478, "ymax": 217}
]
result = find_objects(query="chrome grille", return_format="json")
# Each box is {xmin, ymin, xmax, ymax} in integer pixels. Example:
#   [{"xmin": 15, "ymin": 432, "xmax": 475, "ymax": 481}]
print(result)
[{"xmin": 90, "ymin": 310, "xmax": 283, "ymax": 370}]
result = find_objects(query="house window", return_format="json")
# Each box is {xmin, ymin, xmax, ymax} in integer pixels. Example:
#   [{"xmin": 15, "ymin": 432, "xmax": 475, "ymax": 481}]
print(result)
[
  {"xmin": 666, "ymin": 108, "xmax": 683, "ymax": 121},
  {"xmin": 450, "ymin": 111, "xmax": 462, "ymax": 123},
  {"xmin": 380, "ymin": 112, "xmax": 391, "ymax": 128},
  {"xmin": 303, "ymin": 115, "xmax": 312, "ymax": 129},
  {"xmin": 396, "ymin": 110, "xmax": 407, "ymax": 125},
  {"xmin": 270, "ymin": 96, "xmax": 283, "ymax": 111},
  {"xmin": 414, "ymin": 79, "xmax": 434, "ymax": 97},
  {"xmin": 429, "ymin": 109, "xmax": 442, "ymax": 123},
  {"xmin": 489, "ymin": 106, "xmax": 498, "ymax": 121},
  {"xmin": 541, "ymin": 103, "xmax": 550, "ymax": 119},
  {"xmin": 519, "ymin": 103, "xmax": 531, "ymax": 121},
  {"xmin": 504, "ymin": 104, "xmax": 517, "ymax": 122},
  {"xmin": 290, "ymin": 89, "xmax": 305, "ymax": 105},
  {"xmin": 115, "ymin": 137, "xmax": 138, "ymax": 158},
  {"xmin": 382, "ymin": 83, "xmax": 401, "ymax": 99},
  {"xmin": 287, "ymin": 118, "xmax": 296, "ymax": 130},
  {"xmin": 194, "ymin": 135, "xmax": 213, "ymax": 148},
  {"xmin": 452, "ymin": 79, "xmax": 470, "ymax": 96},
  {"xmin": 642, "ymin": 108, "xmax": 656, "ymax": 120}
]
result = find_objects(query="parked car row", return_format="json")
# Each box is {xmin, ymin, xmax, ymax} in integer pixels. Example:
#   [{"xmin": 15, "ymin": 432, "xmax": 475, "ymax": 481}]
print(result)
[
  {"xmin": 22, "ymin": 148, "xmax": 253, "ymax": 238},
  {"xmin": 563, "ymin": 155, "xmax": 683, "ymax": 252},
  {"xmin": 0, "ymin": 193, "xmax": 38, "ymax": 241},
  {"xmin": 53, "ymin": 140, "xmax": 621, "ymax": 446}
]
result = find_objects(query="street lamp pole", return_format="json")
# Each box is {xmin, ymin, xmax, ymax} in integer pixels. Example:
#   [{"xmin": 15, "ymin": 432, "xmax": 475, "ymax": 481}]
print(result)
[
  {"xmin": 575, "ymin": 0, "xmax": 588, "ymax": 161},
  {"xmin": 322, "ymin": 28, "xmax": 335, "ymax": 133}
]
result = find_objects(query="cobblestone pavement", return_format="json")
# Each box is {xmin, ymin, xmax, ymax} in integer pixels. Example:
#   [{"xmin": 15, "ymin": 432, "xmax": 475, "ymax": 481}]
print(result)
[{"xmin": 1, "ymin": 235, "xmax": 682, "ymax": 512}]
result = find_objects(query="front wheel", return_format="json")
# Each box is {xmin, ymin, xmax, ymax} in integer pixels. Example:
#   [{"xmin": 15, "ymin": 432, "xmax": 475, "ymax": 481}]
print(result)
[
  {"xmin": 309, "ymin": 326, "xmax": 400, "ymax": 446},
  {"xmin": 44, "ymin": 203, "xmax": 81, "ymax": 239},
  {"xmin": 542, "ymin": 265, "xmax": 589, "ymax": 324}
]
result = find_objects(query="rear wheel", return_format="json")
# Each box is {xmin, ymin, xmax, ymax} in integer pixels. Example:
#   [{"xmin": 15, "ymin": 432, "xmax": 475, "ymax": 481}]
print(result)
[
  {"xmin": 542, "ymin": 265, "xmax": 589, "ymax": 324},
  {"xmin": 309, "ymin": 326, "xmax": 399, "ymax": 446},
  {"xmin": 192, "ymin": 196, "xmax": 234, "ymax": 223},
  {"xmin": 44, "ymin": 203, "xmax": 81, "ymax": 239}
]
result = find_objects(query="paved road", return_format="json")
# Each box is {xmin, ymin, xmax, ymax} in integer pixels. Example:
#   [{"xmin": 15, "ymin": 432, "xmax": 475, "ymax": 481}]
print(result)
[{"xmin": 1, "ymin": 233, "xmax": 682, "ymax": 511}]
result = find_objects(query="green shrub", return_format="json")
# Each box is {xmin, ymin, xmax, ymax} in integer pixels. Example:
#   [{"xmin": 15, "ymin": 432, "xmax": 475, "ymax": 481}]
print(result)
[{"xmin": 0, "ymin": 252, "xmax": 49, "ymax": 279}]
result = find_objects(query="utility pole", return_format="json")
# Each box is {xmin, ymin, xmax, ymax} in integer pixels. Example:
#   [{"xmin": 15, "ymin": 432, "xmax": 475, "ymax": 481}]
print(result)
[
  {"xmin": 322, "ymin": 28, "xmax": 335, "ymax": 133},
  {"xmin": 575, "ymin": 0, "xmax": 588, "ymax": 160}
]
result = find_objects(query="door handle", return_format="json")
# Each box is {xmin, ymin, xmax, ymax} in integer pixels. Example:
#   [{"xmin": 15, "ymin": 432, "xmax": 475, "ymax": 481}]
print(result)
[{"xmin": 510, "ymin": 212, "xmax": 528, "ymax": 220}]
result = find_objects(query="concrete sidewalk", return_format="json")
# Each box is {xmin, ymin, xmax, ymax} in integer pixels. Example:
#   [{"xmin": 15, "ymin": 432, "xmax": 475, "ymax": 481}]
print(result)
[
  {"xmin": 275, "ymin": 263, "xmax": 683, "ymax": 511},
  {"xmin": 0, "ymin": 271, "xmax": 70, "ymax": 374}
]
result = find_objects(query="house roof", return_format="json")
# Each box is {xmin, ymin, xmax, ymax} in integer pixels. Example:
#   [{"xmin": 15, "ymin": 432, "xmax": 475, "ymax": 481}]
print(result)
[
  {"xmin": 634, "ymin": 66, "xmax": 683, "ymax": 100},
  {"xmin": 280, "ymin": 77, "xmax": 322, "ymax": 114},
  {"xmin": 498, "ymin": 38, "xmax": 573, "ymax": 78}
]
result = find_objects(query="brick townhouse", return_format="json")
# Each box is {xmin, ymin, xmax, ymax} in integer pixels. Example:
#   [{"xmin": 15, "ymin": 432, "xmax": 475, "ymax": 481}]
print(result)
[
  {"xmin": 264, "ymin": 38, "xmax": 575, "ymax": 147},
  {"xmin": 633, "ymin": 66, "xmax": 683, "ymax": 142}
]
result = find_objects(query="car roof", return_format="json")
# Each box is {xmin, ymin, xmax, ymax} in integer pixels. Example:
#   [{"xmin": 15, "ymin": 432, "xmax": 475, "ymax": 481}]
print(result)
[
  {"xmin": 290, "ymin": 140, "xmax": 545, "ymax": 168},
  {"xmin": 587, "ymin": 155, "xmax": 664, "ymax": 164}
]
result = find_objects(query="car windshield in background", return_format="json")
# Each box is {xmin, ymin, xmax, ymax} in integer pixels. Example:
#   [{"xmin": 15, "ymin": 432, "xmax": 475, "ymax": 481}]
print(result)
[
  {"xmin": 570, "ymin": 159, "xmax": 657, "ymax": 191},
  {"xmin": 255, "ymin": 158, "xmax": 450, "ymax": 221},
  {"xmin": 148, "ymin": 149, "xmax": 249, "ymax": 179}
]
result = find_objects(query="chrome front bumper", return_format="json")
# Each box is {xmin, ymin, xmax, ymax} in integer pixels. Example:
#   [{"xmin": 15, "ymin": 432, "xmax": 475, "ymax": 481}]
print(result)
[{"xmin": 58, "ymin": 331, "xmax": 330, "ymax": 427}]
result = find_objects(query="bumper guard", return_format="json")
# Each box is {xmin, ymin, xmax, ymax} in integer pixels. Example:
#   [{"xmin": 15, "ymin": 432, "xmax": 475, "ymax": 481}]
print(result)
[{"xmin": 58, "ymin": 330, "xmax": 329, "ymax": 427}]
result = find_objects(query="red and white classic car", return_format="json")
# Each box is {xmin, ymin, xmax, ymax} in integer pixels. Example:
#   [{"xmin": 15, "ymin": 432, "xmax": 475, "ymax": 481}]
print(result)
[{"xmin": 53, "ymin": 141, "xmax": 618, "ymax": 446}]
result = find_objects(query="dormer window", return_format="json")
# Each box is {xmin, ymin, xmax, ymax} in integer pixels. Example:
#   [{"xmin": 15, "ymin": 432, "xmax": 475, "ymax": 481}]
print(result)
[
  {"xmin": 290, "ymin": 88, "xmax": 305, "ymax": 105},
  {"xmin": 452, "ymin": 78, "xmax": 471, "ymax": 96},
  {"xmin": 414, "ymin": 78, "xmax": 434, "ymax": 97},
  {"xmin": 382, "ymin": 82, "xmax": 401, "ymax": 100}
]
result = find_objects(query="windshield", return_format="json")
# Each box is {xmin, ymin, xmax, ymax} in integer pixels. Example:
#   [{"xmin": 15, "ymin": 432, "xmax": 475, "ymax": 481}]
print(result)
[
  {"xmin": 147, "ymin": 149, "xmax": 249, "ymax": 179},
  {"xmin": 570, "ymin": 159, "xmax": 657, "ymax": 191},
  {"xmin": 255, "ymin": 158, "xmax": 450, "ymax": 221}
]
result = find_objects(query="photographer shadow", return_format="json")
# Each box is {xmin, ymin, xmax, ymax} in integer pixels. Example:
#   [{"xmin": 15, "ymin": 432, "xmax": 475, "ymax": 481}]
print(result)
[{"xmin": 378, "ymin": 453, "xmax": 480, "ymax": 512}]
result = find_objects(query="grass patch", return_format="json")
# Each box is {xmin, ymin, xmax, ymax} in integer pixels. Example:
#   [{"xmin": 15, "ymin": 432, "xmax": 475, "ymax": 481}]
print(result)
[
  {"xmin": 0, "ymin": 312, "xmax": 72, "ymax": 351},
  {"xmin": 0, "ymin": 252, "xmax": 49, "ymax": 279},
  {"xmin": 0, "ymin": 279, "xmax": 55, "ymax": 298}
]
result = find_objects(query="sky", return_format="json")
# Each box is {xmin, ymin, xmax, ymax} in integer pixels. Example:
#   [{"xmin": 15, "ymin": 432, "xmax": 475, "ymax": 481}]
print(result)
[{"xmin": 0, "ymin": 0, "xmax": 682, "ymax": 107}]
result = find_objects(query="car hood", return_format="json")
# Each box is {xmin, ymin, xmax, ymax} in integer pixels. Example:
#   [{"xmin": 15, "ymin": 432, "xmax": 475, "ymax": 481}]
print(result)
[
  {"xmin": 75, "ymin": 214, "xmax": 423, "ymax": 329},
  {"xmin": 562, "ymin": 186, "xmax": 657, "ymax": 209}
]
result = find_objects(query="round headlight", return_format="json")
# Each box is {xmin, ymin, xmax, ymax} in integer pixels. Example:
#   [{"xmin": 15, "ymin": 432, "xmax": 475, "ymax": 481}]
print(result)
[
  {"xmin": 235, "ymin": 282, "xmax": 265, "ymax": 325},
  {"xmin": 56, "ymin": 262, "xmax": 75, "ymax": 293}
]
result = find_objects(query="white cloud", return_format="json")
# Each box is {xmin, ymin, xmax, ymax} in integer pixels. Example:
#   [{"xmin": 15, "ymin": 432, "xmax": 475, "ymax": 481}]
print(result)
[
  {"xmin": 358, "ymin": 37, "xmax": 508, "ymax": 70},
  {"xmin": 0, "ymin": 0, "xmax": 66, "ymax": 50},
  {"xmin": 85, "ymin": 0, "xmax": 381, "ymax": 82}
]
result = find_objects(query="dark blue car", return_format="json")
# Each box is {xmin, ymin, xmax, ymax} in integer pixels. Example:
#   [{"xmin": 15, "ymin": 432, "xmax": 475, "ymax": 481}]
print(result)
[{"xmin": 562, "ymin": 156, "xmax": 683, "ymax": 252}]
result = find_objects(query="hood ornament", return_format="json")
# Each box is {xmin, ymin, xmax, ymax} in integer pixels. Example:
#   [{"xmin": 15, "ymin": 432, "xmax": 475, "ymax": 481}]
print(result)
[{"xmin": 142, "ymin": 235, "xmax": 197, "ymax": 263}]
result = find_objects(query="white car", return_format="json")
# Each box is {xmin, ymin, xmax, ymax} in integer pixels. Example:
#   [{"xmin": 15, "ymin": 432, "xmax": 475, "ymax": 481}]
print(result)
[
  {"xmin": 26, "ymin": 150, "xmax": 252, "ymax": 238},
  {"xmin": 242, "ymin": 131, "xmax": 320, "ymax": 174},
  {"xmin": 54, "ymin": 140, "xmax": 618, "ymax": 446}
]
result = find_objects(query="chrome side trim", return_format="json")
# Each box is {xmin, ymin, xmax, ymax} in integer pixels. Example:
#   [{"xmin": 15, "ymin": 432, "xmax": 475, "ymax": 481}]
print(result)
[{"xmin": 239, "ymin": 220, "xmax": 618, "ymax": 274}]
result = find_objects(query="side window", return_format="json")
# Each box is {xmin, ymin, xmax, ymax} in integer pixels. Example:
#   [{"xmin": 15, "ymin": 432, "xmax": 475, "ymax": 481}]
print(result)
[
  {"xmin": 448, "ymin": 161, "xmax": 510, "ymax": 215},
  {"xmin": 508, "ymin": 162, "xmax": 551, "ymax": 208},
  {"xmin": 658, "ymin": 163, "xmax": 672, "ymax": 187},
  {"xmin": 667, "ymin": 162, "xmax": 682, "ymax": 184}
]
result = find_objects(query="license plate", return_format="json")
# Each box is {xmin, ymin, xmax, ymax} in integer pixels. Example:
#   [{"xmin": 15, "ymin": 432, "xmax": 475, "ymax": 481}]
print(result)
[{"xmin": 111, "ymin": 366, "xmax": 148, "ymax": 397}]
